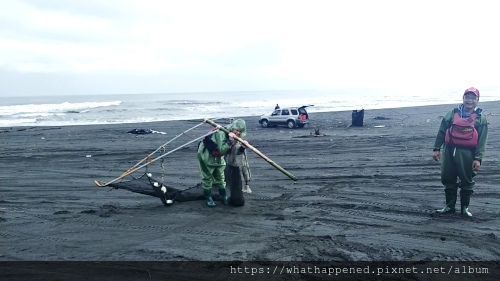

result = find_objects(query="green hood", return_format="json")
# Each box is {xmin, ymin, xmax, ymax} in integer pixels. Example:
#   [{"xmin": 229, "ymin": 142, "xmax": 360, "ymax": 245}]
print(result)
[{"xmin": 227, "ymin": 119, "xmax": 247, "ymax": 138}]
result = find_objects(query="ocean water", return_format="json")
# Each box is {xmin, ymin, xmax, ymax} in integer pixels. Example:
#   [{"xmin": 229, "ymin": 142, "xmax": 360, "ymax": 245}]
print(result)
[{"xmin": 1, "ymin": 89, "xmax": 499, "ymax": 127}]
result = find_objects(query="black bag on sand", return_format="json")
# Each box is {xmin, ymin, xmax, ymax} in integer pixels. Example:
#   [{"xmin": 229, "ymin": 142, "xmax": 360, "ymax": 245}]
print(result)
[
  {"xmin": 225, "ymin": 165, "xmax": 245, "ymax": 207},
  {"xmin": 352, "ymin": 109, "xmax": 364, "ymax": 127}
]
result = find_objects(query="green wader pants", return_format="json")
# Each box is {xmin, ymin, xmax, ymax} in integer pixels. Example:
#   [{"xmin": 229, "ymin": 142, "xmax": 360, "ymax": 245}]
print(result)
[
  {"xmin": 440, "ymin": 145, "xmax": 476, "ymax": 212},
  {"xmin": 197, "ymin": 153, "xmax": 227, "ymax": 206}
]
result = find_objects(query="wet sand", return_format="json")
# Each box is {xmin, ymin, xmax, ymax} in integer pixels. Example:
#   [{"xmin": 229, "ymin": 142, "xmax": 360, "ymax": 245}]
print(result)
[{"xmin": 1, "ymin": 102, "xmax": 499, "ymax": 279}]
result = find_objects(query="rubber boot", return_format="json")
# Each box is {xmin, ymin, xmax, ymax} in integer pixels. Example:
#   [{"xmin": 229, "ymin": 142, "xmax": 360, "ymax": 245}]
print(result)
[
  {"xmin": 218, "ymin": 187, "xmax": 229, "ymax": 205},
  {"xmin": 203, "ymin": 189, "xmax": 216, "ymax": 207},
  {"xmin": 436, "ymin": 190, "xmax": 457, "ymax": 214},
  {"xmin": 460, "ymin": 195, "xmax": 472, "ymax": 217}
]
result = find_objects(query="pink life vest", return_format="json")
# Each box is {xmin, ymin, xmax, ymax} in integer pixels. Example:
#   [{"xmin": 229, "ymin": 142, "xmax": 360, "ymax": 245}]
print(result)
[{"xmin": 444, "ymin": 112, "xmax": 479, "ymax": 148}]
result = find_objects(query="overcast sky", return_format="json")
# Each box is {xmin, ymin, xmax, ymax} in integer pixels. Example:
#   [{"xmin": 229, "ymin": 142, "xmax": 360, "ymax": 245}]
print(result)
[{"xmin": 1, "ymin": 0, "xmax": 499, "ymax": 97}]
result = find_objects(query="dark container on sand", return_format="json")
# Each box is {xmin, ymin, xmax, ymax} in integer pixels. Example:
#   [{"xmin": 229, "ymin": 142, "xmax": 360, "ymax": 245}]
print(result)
[{"xmin": 352, "ymin": 109, "xmax": 364, "ymax": 127}]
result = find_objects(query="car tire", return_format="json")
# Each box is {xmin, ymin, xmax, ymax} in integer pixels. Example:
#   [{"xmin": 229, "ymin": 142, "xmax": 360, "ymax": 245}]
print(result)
[
  {"xmin": 261, "ymin": 119, "xmax": 269, "ymax": 128},
  {"xmin": 287, "ymin": 120, "xmax": 295, "ymax": 129}
]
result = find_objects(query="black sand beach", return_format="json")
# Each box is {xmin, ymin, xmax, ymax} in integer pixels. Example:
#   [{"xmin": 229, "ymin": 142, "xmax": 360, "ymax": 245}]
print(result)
[{"xmin": 1, "ymin": 102, "xmax": 499, "ymax": 280}]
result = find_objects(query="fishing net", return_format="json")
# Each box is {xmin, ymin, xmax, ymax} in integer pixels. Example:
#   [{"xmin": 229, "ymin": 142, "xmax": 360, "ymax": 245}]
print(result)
[
  {"xmin": 107, "ymin": 166, "xmax": 245, "ymax": 207},
  {"xmin": 93, "ymin": 119, "xmax": 264, "ymax": 207}
]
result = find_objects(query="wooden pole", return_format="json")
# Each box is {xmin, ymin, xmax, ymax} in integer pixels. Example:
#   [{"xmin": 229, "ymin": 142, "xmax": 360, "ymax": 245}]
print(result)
[
  {"xmin": 204, "ymin": 118, "xmax": 297, "ymax": 181},
  {"xmin": 94, "ymin": 130, "xmax": 214, "ymax": 187}
]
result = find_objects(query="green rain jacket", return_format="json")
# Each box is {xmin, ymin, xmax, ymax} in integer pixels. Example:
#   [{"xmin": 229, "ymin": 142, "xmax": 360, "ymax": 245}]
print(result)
[
  {"xmin": 197, "ymin": 119, "xmax": 247, "ymax": 166},
  {"xmin": 433, "ymin": 106, "xmax": 488, "ymax": 162}
]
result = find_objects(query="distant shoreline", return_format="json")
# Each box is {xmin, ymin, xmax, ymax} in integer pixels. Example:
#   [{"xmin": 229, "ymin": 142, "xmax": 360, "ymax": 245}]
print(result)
[{"xmin": 2, "ymin": 100, "xmax": 499, "ymax": 129}]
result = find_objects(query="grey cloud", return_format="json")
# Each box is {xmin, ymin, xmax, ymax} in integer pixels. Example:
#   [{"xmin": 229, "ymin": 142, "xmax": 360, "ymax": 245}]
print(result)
[
  {"xmin": 0, "ymin": 18, "xmax": 125, "ymax": 44},
  {"xmin": 19, "ymin": 0, "xmax": 128, "ymax": 21},
  {"xmin": 0, "ymin": 70, "xmax": 317, "ymax": 97},
  {"xmin": 205, "ymin": 39, "xmax": 284, "ymax": 68}
]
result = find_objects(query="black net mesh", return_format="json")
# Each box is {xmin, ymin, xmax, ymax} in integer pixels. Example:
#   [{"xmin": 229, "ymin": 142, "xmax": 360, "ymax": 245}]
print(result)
[{"xmin": 107, "ymin": 166, "xmax": 245, "ymax": 207}]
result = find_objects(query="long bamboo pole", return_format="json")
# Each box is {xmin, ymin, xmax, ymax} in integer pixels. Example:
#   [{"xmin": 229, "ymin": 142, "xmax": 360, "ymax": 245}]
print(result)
[
  {"xmin": 119, "ymin": 121, "xmax": 206, "ymax": 177},
  {"xmin": 204, "ymin": 118, "xmax": 297, "ymax": 181},
  {"xmin": 94, "ymin": 130, "xmax": 214, "ymax": 187}
]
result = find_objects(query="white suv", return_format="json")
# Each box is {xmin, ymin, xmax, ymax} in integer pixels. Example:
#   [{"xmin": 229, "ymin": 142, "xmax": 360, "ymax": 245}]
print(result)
[{"xmin": 259, "ymin": 106, "xmax": 311, "ymax": 129}]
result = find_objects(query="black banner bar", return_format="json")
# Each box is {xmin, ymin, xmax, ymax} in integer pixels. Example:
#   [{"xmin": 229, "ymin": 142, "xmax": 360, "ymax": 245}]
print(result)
[{"xmin": 1, "ymin": 261, "xmax": 499, "ymax": 281}]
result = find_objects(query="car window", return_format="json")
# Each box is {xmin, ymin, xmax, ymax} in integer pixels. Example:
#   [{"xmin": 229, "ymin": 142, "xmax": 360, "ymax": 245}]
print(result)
[
  {"xmin": 271, "ymin": 110, "xmax": 280, "ymax": 116},
  {"xmin": 291, "ymin": 109, "xmax": 298, "ymax": 115},
  {"xmin": 281, "ymin": 109, "xmax": 290, "ymax": 115},
  {"xmin": 298, "ymin": 108, "xmax": 307, "ymax": 114}
]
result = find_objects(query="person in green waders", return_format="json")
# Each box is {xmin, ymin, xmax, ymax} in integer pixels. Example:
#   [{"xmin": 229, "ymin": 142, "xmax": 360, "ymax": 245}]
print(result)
[
  {"xmin": 432, "ymin": 87, "xmax": 489, "ymax": 217},
  {"xmin": 197, "ymin": 119, "xmax": 247, "ymax": 207}
]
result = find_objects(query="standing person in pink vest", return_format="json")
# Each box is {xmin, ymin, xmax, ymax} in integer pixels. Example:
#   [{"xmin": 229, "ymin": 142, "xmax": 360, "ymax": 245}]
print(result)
[{"xmin": 432, "ymin": 87, "xmax": 489, "ymax": 217}]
